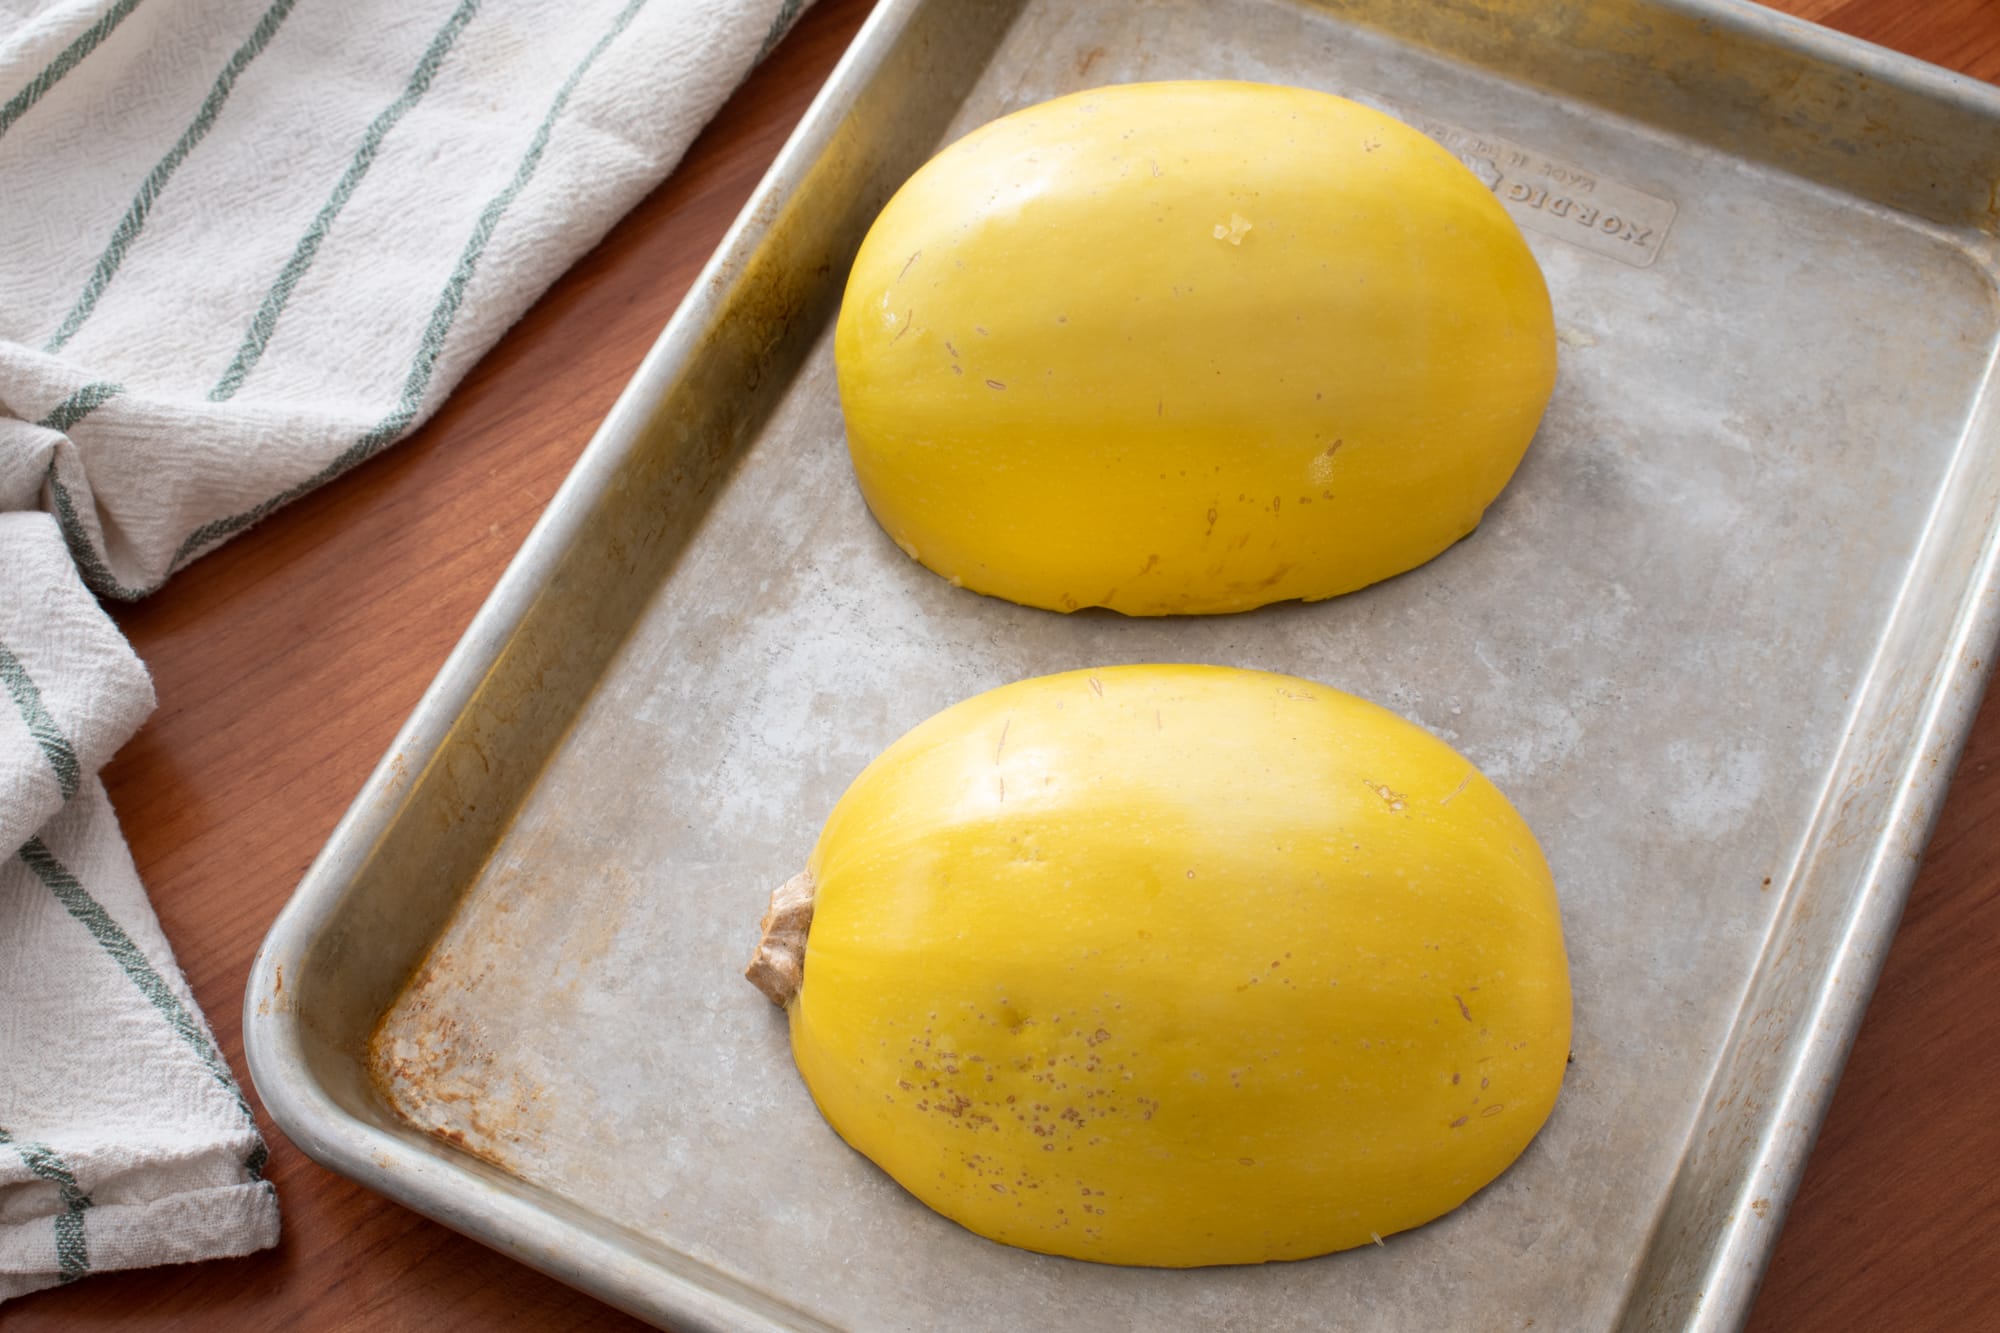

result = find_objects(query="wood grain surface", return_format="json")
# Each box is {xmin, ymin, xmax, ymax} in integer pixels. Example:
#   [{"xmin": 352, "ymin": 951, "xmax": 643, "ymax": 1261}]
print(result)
[{"xmin": 9, "ymin": 0, "xmax": 1997, "ymax": 1327}]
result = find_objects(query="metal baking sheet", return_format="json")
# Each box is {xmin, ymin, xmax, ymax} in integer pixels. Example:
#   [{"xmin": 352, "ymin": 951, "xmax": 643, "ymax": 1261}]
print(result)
[{"xmin": 243, "ymin": 1, "xmax": 2000, "ymax": 1329}]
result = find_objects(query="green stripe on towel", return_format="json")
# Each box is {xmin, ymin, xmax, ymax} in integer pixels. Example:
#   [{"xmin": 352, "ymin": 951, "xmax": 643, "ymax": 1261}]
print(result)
[
  {"xmin": 0, "ymin": 1128, "xmax": 94, "ymax": 1281},
  {"xmin": 172, "ymin": 0, "xmax": 653, "ymax": 569},
  {"xmin": 17, "ymin": 838, "xmax": 260, "ymax": 1137},
  {"xmin": 0, "ymin": 0, "xmax": 147, "ymax": 142},
  {"xmin": 54, "ymin": 1211, "xmax": 89, "ymax": 1281},
  {"xmin": 211, "ymin": 0, "xmax": 485, "ymax": 401},
  {"xmin": 33, "ymin": 382, "xmax": 148, "ymax": 601},
  {"xmin": 756, "ymin": 0, "xmax": 808, "ymax": 62},
  {"xmin": 44, "ymin": 0, "xmax": 304, "ymax": 353},
  {"xmin": 46, "ymin": 462, "xmax": 150, "ymax": 603},
  {"xmin": 0, "ymin": 640, "xmax": 82, "ymax": 799},
  {"xmin": 36, "ymin": 380, "xmax": 125, "ymax": 435}
]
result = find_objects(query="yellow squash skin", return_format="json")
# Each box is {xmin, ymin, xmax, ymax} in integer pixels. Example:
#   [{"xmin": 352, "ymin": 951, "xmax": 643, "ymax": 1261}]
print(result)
[
  {"xmin": 787, "ymin": 665, "xmax": 1571, "ymax": 1266},
  {"xmin": 834, "ymin": 82, "xmax": 1557, "ymax": 616}
]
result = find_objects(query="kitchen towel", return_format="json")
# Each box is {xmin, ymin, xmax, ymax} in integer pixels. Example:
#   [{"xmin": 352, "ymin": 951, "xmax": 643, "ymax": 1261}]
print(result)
[{"xmin": 1, "ymin": 0, "xmax": 810, "ymax": 1299}]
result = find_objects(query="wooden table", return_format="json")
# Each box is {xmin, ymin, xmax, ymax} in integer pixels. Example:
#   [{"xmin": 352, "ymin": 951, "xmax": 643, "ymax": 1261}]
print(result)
[{"xmin": 11, "ymin": 1, "xmax": 1997, "ymax": 1327}]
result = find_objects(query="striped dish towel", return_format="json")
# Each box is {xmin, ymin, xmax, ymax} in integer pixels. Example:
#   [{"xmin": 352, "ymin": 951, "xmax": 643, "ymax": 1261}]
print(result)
[{"xmin": 1, "ymin": 0, "xmax": 810, "ymax": 1299}]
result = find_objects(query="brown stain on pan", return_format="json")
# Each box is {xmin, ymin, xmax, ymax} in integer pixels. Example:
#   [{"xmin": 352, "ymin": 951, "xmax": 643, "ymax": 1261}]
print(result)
[
  {"xmin": 368, "ymin": 951, "xmax": 555, "ymax": 1175},
  {"xmin": 365, "ymin": 836, "xmax": 636, "ymax": 1174}
]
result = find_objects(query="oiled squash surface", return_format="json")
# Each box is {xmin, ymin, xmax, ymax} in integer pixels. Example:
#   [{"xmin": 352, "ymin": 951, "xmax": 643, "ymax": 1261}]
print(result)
[
  {"xmin": 763, "ymin": 665, "xmax": 1570, "ymax": 1266},
  {"xmin": 835, "ymin": 82, "xmax": 1557, "ymax": 615}
]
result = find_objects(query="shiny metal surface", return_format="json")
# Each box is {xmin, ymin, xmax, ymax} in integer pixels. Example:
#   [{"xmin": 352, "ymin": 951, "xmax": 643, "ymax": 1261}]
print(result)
[{"xmin": 244, "ymin": 1, "xmax": 2000, "ymax": 1328}]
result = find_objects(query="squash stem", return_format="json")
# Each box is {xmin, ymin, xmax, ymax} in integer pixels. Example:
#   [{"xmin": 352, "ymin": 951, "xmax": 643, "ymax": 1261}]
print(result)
[{"xmin": 745, "ymin": 869, "xmax": 816, "ymax": 1006}]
